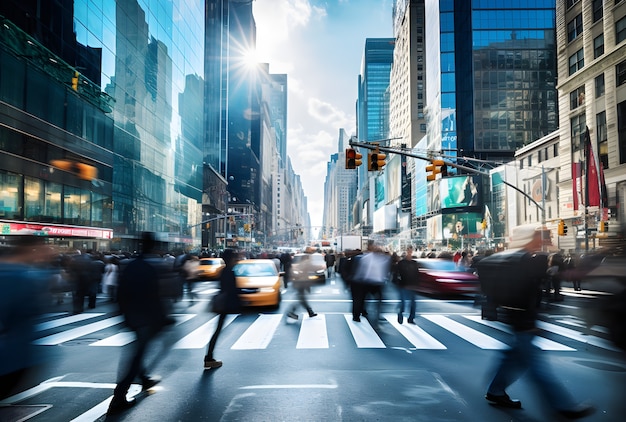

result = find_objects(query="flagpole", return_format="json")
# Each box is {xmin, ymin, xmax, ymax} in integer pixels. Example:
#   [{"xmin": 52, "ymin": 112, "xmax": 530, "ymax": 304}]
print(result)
[{"xmin": 584, "ymin": 127, "xmax": 590, "ymax": 252}]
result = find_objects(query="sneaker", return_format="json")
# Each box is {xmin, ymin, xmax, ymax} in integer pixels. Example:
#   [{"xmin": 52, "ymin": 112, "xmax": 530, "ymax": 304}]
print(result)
[
  {"xmin": 141, "ymin": 376, "xmax": 161, "ymax": 390},
  {"xmin": 108, "ymin": 397, "xmax": 136, "ymax": 414},
  {"xmin": 204, "ymin": 358, "xmax": 223, "ymax": 369},
  {"xmin": 558, "ymin": 403, "xmax": 595, "ymax": 419},
  {"xmin": 287, "ymin": 312, "xmax": 299, "ymax": 320},
  {"xmin": 485, "ymin": 392, "xmax": 522, "ymax": 409}
]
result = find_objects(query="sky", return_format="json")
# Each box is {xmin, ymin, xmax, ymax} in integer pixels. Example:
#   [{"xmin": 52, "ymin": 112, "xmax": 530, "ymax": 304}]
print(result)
[{"xmin": 252, "ymin": 0, "xmax": 393, "ymax": 230}]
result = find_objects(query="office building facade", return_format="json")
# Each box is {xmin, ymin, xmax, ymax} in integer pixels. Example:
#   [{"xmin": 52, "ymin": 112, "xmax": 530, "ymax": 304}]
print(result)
[{"xmin": 0, "ymin": 0, "xmax": 205, "ymax": 251}]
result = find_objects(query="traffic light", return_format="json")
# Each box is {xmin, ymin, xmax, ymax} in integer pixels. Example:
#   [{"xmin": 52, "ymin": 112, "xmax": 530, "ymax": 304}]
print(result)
[
  {"xmin": 345, "ymin": 148, "xmax": 363, "ymax": 169},
  {"xmin": 71, "ymin": 71, "xmax": 79, "ymax": 91},
  {"xmin": 426, "ymin": 159, "xmax": 446, "ymax": 181},
  {"xmin": 205, "ymin": 222, "xmax": 211, "ymax": 229},
  {"xmin": 557, "ymin": 219, "xmax": 568, "ymax": 236},
  {"xmin": 50, "ymin": 159, "xmax": 98, "ymax": 181},
  {"xmin": 368, "ymin": 151, "xmax": 386, "ymax": 171}
]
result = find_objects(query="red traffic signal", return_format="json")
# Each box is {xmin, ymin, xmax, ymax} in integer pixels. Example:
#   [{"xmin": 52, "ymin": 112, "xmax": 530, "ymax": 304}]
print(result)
[{"xmin": 345, "ymin": 148, "xmax": 363, "ymax": 169}]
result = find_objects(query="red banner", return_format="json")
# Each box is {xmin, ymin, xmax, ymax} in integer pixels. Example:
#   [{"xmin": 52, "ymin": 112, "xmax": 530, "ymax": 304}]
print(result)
[{"xmin": 0, "ymin": 221, "xmax": 113, "ymax": 239}]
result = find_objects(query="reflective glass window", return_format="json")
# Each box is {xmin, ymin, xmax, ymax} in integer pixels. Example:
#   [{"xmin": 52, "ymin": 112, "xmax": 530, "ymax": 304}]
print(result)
[
  {"xmin": 594, "ymin": 34, "xmax": 605, "ymax": 58},
  {"xmin": 0, "ymin": 171, "xmax": 21, "ymax": 220},
  {"xmin": 567, "ymin": 14, "xmax": 583, "ymax": 42},
  {"xmin": 44, "ymin": 182, "xmax": 63, "ymax": 223},
  {"xmin": 595, "ymin": 73, "xmax": 605, "ymax": 97},
  {"xmin": 597, "ymin": 111, "xmax": 608, "ymax": 169},
  {"xmin": 618, "ymin": 60, "xmax": 626, "ymax": 86},
  {"xmin": 24, "ymin": 177, "xmax": 44, "ymax": 221},
  {"xmin": 570, "ymin": 113, "xmax": 586, "ymax": 152},
  {"xmin": 617, "ymin": 16, "xmax": 626, "ymax": 44},
  {"xmin": 593, "ymin": 0, "xmax": 604, "ymax": 22},
  {"xmin": 570, "ymin": 86, "xmax": 585, "ymax": 110},
  {"xmin": 569, "ymin": 49, "xmax": 584, "ymax": 75}
]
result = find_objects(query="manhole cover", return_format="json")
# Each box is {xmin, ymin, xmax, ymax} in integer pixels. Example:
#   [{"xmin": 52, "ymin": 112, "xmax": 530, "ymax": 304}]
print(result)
[{"xmin": 0, "ymin": 405, "xmax": 51, "ymax": 421}]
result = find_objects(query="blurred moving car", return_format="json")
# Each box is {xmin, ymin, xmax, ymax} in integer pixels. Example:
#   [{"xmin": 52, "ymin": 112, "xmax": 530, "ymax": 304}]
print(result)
[
  {"xmin": 196, "ymin": 257, "xmax": 225, "ymax": 281},
  {"xmin": 234, "ymin": 259, "xmax": 282, "ymax": 308},
  {"xmin": 410, "ymin": 258, "xmax": 479, "ymax": 295},
  {"xmin": 289, "ymin": 253, "xmax": 327, "ymax": 287}
]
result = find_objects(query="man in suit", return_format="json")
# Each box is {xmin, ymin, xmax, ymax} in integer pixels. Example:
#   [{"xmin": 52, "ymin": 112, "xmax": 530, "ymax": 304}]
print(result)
[
  {"xmin": 480, "ymin": 224, "xmax": 594, "ymax": 419},
  {"xmin": 108, "ymin": 232, "xmax": 167, "ymax": 415}
]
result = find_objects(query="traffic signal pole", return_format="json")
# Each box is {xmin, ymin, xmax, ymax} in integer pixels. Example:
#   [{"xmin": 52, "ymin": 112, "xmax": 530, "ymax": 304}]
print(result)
[{"xmin": 348, "ymin": 139, "xmax": 546, "ymax": 214}]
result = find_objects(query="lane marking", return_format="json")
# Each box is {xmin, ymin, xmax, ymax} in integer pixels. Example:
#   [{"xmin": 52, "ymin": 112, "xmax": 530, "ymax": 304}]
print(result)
[
  {"xmin": 296, "ymin": 314, "xmax": 328, "ymax": 349},
  {"xmin": 423, "ymin": 314, "xmax": 508, "ymax": 349},
  {"xmin": 35, "ymin": 313, "xmax": 105, "ymax": 331},
  {"xmin": 536, "ymin": 320, "xmax": 622, "ymax": 352},
  {"xmin": 231, "ymin": 314, "xmax": 283, "ymax": 350},
  {"xmin": 240, "ymin": 384, "xmax": 338, "ymax": 390},
  {"xmin": 173, "ymin": 314, "xmax": 237, "ymax": 349},
  {"xmin": 344, "ymin": 314, "xmax": 386, "ymax": 348},
  {"xmin": 383, "ymin": 314, "xmax": 446, "ymax": 350},
  {"xmin": 463, "ymin": 315, "xmax": 575, "ymax": 351},
  {"xmin": 32, "ymin": 316, "xmax": 124, "ymax": 346}
]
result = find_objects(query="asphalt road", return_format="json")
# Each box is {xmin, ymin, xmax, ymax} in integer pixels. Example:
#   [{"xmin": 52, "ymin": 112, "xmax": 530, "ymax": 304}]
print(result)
[{"xmin": 1, "ymin": 275, "xmax": 624, "ymax": 422}]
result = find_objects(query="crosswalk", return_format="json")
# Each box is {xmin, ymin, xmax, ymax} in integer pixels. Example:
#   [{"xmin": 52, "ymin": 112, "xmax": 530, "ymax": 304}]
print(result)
[{"xmin": 30, "ymin": 311, "xmax": 622, "ymax": 353}]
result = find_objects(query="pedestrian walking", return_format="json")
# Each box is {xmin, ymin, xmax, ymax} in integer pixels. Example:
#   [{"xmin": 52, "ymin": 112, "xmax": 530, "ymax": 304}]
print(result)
[
  {"xmin": 102, "ymin": 256, "xmax": 119, "ymax": 302},
  {"xmin": 204, "ymin": 248, "xmax": 242, "ymax": 369},
  {"xmin": 325, "ymin": 250, "xmax": 336, "ymax": 278},
  {"xmin": 395, "ymin": 245, "xmax": 419, "ymax": 324},
  {"xmin": 108, "ymin": 232, "xmax": 168, "ymax": 415},
  {"xmin": 349, "ymin": 240, "xmax": 390, "ymax": 323},
  {"xmin": 183, "ymin": 255, "xmax": 199, "ymax": 301},
  {"xmin": 287, "ymin": 246, "xmax": 318, "ymax": 320},
  {"xmin": 477, "ymin": 224, "xmax": 594, "ymax": 419}
]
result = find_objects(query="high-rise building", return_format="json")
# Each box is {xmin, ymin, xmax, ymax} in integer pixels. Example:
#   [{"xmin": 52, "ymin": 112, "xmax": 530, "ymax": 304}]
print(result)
[
  {"xmin": 355, "ymin": 38, "xmax": 395, "ymax": 235},
  {"xmin": 419, "ymin": 0, "xmax": 558, "ymax": 246},
  {"xmin": 555, "ymin": 0, "xmax": 626, "ymax": 250},
  {"xmin": 0, "ymin": 0, "xmax": 205, "ymax": 251}
]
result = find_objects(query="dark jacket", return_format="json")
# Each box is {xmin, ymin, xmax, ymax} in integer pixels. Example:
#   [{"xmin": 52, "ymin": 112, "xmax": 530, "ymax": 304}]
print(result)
[
  {"xmin": 477, "ymin": 250, "xmax": 547, "ymax": 331},
  {"xmin": 217, "ymin": 265, "xmax": 242, "ymax": 314},
  {"xmin": 117, "ymin": 255, "xmax": 167, "ymax": 329},
  {"xmin": 396, "ymin": 258, "xmax": 419, "ymax": 288}
]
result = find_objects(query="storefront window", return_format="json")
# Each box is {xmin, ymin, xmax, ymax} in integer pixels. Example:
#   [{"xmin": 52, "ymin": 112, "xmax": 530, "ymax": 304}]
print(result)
[
  {"xmin": 44, "ymin": 182, "xmax": 63, "ymax": 223},
  {"xmin": 24, "ymin": 177, "xmax": 44, "ymax": 221},
  {"xmin": 0, "ymin": 171, "xmax": 21, "ymax": 220}
]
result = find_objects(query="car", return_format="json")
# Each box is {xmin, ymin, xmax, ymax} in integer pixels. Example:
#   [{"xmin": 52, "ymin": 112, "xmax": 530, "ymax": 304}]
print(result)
[
  {"xmin": 196, "ymin": 257, "xmax": 225, "ymax": 280},
  {"xmin": 289, "ymin": 253, "xmax": 327, "ymax": 286},
  {"xmin": 410, "ymin": 258, "xmax": 480, "ymax": 296},
  {"xmin": 233, "ymin": 259, "xmax": 282, "ymax": 308}
]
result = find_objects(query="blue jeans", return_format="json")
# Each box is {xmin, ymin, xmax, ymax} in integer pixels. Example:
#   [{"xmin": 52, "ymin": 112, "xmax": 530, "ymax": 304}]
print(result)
[
  {"xmin": 487, "ymin": 331, "xmax": 578, "ymax": 411},
  {"xmin": 398, "ymin": 287, "xmax": 416, "ymax": 321}
]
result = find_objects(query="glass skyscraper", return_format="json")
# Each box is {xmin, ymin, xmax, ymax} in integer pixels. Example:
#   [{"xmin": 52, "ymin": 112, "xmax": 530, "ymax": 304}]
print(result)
[
  {"xmin": 426, "ymin": 0, "xmax": 557, "ymax": 162},
  {"xmin": 0, "ymin": 0, "xmax": 205, "ymax": 251}
]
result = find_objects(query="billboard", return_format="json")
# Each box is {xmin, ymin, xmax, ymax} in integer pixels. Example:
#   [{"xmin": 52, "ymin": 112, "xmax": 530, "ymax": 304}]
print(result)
[
  {"xmin": 440, "ymin": 175, "xmax": 482, "ymax": 210},
  {"xmin": 442, "ymin": 212, "xmax": 483, "ymax": 240}
]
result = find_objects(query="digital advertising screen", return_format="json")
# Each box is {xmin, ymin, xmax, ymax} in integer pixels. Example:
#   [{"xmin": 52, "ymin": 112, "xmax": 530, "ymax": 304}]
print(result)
[
  {"xmin": 442, "ymin": 212, "xmax": 483, "ymax": 240},
  {"xmin": 440, "ymin": 175, "xmax": 482, "ymax": 210}
]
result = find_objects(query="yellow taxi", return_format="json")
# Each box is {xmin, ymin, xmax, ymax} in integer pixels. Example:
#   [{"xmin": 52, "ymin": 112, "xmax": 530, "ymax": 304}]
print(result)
[
  {"xmin": 196, "ymin": 257, "xmax": 225, "ymax": 281},
  {"xmin": 233, "ymin": 259, "xmax": 282, "ymax": 308}
]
